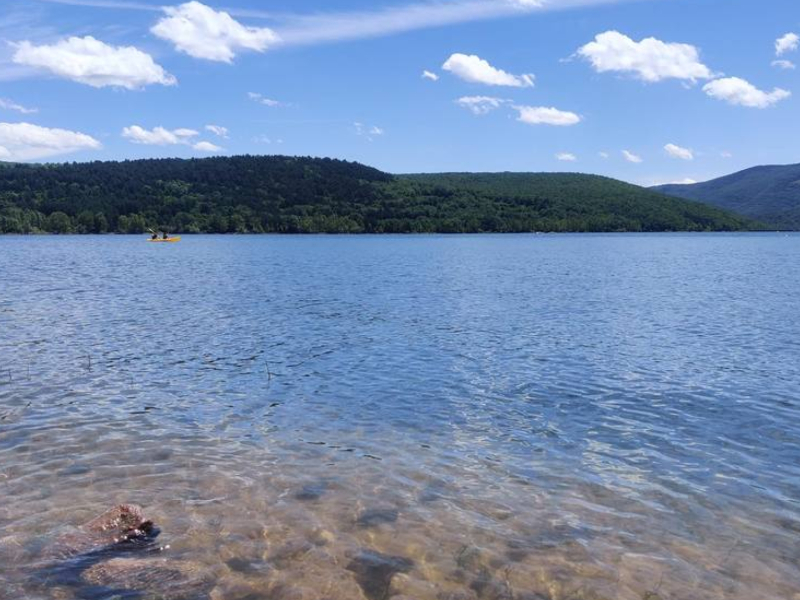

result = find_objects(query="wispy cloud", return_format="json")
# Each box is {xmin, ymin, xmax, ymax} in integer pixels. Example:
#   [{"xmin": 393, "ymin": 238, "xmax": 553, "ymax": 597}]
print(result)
[
  {"xmin": 0, "ymin": 98, "xmax": 38, "ymax": 114},
  {"xmin": 32, "ymin": 0, "xmax": 163, "ymax": 11},
  {"xmin": 354, "ymin": 122, "xmax": 384, "ymax": 141},
  {"xmin": 31, "ymin": 0, "xmax": 647, "ymax": 49},
  {"xmin": 248, "ymin": 92, "xmax": 285, "ymax": 107},
  {"xmin": 456, "ymin": 96, "xmax": 507, "ymax": 115}
]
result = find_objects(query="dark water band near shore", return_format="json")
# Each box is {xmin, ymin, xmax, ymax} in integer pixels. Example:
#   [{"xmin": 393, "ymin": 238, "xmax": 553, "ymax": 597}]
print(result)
[{"xmin": 1, "ymin": 234, "xmax": 799, "ymax": 599}]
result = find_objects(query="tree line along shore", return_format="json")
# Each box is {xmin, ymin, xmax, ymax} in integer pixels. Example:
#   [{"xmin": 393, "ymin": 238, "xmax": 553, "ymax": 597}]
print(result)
[{"xmin": 0, "ymin": 156, "xmax": 759, "ymax": 234}]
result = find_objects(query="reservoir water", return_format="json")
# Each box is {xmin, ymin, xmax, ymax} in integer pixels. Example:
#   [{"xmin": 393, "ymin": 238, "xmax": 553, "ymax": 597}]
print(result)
[{"xmin": 1, "ymin": 233, "xmax": 799, "ymax": 600}]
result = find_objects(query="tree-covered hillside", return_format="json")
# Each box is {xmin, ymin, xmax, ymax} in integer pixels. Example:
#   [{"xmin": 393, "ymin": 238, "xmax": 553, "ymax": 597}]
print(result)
[
  {"xmin": 654, "ymin": 163, "xmax": 800, "ymax": 229},
  {"xmin": 0, "ymin": 155, "xmax": 757, "ymax": 234}
]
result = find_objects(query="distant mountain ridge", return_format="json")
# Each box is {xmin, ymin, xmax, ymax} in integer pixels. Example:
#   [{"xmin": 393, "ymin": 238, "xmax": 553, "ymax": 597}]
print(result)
[
  {"xmin": 0, "ymin": 155, "xmax": 757, "ymax": 233},
  {"xmin": 654, "ymin": 163, "xmax": 800, "ymax": 229}
]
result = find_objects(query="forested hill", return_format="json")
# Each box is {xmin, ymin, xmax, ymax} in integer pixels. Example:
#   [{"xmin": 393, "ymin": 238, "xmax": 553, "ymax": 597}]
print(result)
[
  {"xmin": 0, "ymin": 155, "xmax": 757, "ymax": 234},
  {"xmin": 654, "ymin": 163, "xmax": 800, "ymax": 229}
]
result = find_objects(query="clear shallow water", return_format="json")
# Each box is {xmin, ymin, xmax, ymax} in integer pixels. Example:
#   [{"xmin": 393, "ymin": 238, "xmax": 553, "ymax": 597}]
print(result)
[{"xmin": 0, "ymin": 233, "xmax": 799, "ymax": 600}]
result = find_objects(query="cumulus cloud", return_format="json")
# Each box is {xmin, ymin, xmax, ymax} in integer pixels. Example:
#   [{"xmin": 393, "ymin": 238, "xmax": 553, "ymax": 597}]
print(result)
[
  {"xmin": 772, "ymin": 59, "xmax": 795, "ymax": 70},
  {"xmin": 0, "ymin": 98, "xmax": 38, "ymax": 115},
  {"xmin": 776, "ymin": 32, "xmax": 799, "ymax": 56},
  {"xmin": 703, "ymin": 77, "xmax": 790, "ymax": 108},
  {"xmin": 205, "ymin": 125, "xmax": 229, "ymax": 138},
  {"xmin": 622, "ymin": 150, "xmax": 643, "ymax": 163},
  {"xmin": 664, "ymin": 143, "xmax": 694, "ymax": 160},
  {"xmin": 577, "ymin": 31, "xmax": 713, "ymax": 82},
  {"xmin": 443, "ymin": 53, "xmax": 534, "ymax": 87},
  {"xmin": 151, "ymin": 1, "xmax": 280, "ymax": 63},
  {"xmin": 422, "ymin": 70, "xmax": 439, "ymax": 81},
  {"xmin": 556, "ymin": 152, "xmax": 577, "ymax": 161},
  {"xmin": 455, "ymin": 96, "xmax": 507, "ymax": 115},
  {"xmin": 122, "ymin": 125, "xmax": 194, "ymax": 145},
  {"xmin": 248, "ymin": 92, "xmax": 284, "ymax": 107},
  {"xmin": 122, "ymin": 125, "xmax": 222, "ymax": 151},
  {"xmin": 0, "ymin": 121, "xmax": 101, "ymax": 161},
  {"xmin": 192, "ymin": 141, "xmax": 222, "ymax": 152},
  {"xmin": 513, "ymin": 105, "xmax": 581, "ymax": 126},
  {"xmin": 12, "ymin": 36, "xmax": 176, "ymax": 89}
]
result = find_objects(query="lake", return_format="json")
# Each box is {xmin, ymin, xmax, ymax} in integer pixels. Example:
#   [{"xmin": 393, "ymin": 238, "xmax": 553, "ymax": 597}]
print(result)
[{"xmin": 1, "ymin": 233, "xmax": 799, "ymax": 600}]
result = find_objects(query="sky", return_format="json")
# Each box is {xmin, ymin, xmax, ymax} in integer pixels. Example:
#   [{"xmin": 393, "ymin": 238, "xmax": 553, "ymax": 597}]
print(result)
[{"xmin": 0, "ymin": 0, "xmax": 797, "ymax": 185}]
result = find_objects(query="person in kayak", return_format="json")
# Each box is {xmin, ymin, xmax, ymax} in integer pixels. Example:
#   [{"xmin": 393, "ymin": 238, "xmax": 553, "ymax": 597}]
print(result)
[
  {"xmin": 150, "ymin": 231, "xmax": 158, "ymax": 240},
  {"xmin": 162, "ymin": 231, "xmax": 169, "ymax": 240}
]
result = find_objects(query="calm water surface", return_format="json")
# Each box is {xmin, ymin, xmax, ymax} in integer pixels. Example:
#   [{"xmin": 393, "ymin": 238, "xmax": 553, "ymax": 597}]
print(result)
[{"xmin": 1, "ymin": 234, "xmax": 799, "ymax": 600}]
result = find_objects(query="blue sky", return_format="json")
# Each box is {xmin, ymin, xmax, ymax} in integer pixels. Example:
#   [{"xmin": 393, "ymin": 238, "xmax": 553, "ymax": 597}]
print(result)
[{"xmin": 0, "ymin": 0, "xmax": 797, "ymax": 185}]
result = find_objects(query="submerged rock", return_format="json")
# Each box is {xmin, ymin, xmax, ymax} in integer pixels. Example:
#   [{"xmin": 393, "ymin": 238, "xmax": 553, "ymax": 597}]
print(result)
[
  {"xmin": 346, "ymin": 550, "xmax": 413, "ymax": 600},
  {"xmin": 46, "ymin": 504, "xmax": 156, "ymax": 561},
  {"xmin": 294, "ymin": 482, "xmax": 327, "ymax": 501},
  {"xmin": 82, "ymin": 557, "xmax": 212, "ymax": 600},
  {"xmin": 356, "ymin": 508, "xmax": 399, "ymax": 528}
]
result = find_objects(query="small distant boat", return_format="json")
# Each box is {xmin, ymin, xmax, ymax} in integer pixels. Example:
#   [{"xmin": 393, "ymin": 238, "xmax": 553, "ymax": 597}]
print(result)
[{"xmin": 147, "ymin": 228, "xmax": 181, "ymax": 243}]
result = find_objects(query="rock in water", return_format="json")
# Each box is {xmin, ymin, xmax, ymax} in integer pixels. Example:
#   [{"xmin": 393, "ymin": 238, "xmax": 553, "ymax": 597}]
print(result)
[
  {"xmin": 46, "ymin": 504, "xmax": 156, "ymax": 561},
  {"xmin": 346, "ymin": 550, "xmax": 414, "ymax": 600},
  {"xmin": 81, "ymin": 557, "xmax": 212, "ymax": 600}
]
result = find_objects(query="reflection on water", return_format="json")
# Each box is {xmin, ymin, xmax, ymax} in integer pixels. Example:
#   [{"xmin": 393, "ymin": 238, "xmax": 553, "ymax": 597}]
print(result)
[{"xmin": 1, "ymin": 234, "xmax": 799, "ymax": 600}]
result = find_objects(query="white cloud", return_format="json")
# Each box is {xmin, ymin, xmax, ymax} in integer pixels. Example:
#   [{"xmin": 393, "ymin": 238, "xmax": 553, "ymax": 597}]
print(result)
[
  {"xmin": 598, "ymin": 151, "xmax": 610, "ymax": 159},
  {"xmin": 151, "ymin": 1, "xmax": 280, "ymax": 63},
  {"xmin": 121, "ymin": 125, "xmax": 220, "ymax": 152},
  {"xmin": 122, "ymin": 125, "xmax": 191, "ymax": 145},
  {"xmin": 205, "ymin": 124, "xmax": 229, "ymax": 138},
  {"xmin": 354, "ymin": 122, "xmax": 384, "ymax": 140},
  {"xmin": 0, "ymin": 121, "xmax": 101, "ymax": 161},
  {"xmin": 192, "ymin": 141, "xmax": 223, "ymax": 152},
  {"xmin": 456, "ymin": 95, "xmax": 507, "ymax": 115},
  {"xmin": 274, "ymin": 0, "xmax": 544, "ymax": 47},
  {"xmin": 556, "ymin": 152, "xmax": 577, "ymax": 161},
  {"xmin": 664, "ymin": 143, "xmax": 694, "ymax": 160},
  {"xmin": 32, "ymin": 0, "xmax": 651, "ymax": 51},
  {"xmin": 173, "ymin": 128, "xmax": 199, "ymax": 138},
  {"xmin": 253, "ymin": 135, "xmax": 283, "ymax": 144},
  {"xmin": 248, "ymin": 92, "xmax": 284, "ymax": 107},
  {"xmin": 577, "ymin": 31, "xmax": 713, "ymax": 82},
  {"xmin": 703, "ymin": 77, "xmax": 790, "ymax": 108},
  {"xmin": 772, "ymin": 59, "xmax": 796, "ymax": 70},
  {"xmin": 12, "ymin": 36, "xmax": 176, "ymax": 89},
  {"xmin": 443, "ymin": 53, "xmax": 534, "ymax": 87},
  {"xmin": 776, "ymin": 32, "xmax": 799, "ymax": 56},
  {"xmin": 513, "ymin": 105, "xmax": 581, "ymax": 126},
  {"xmin": 720, "ymin": 151, "xmax": 733, "ymax": 158},
  {"xmin": 649, "ymin": 177, "xmax": 698, "ymax": 186},
  {"xmin": 422, "ymin": 70, "xmax": 439, "ymax": 81},
  {"xmin": 0, "ymin": 98, "xmax": 37, "ymax": 114},
  {"xmin": 623, "ymin": 150, "xmax": 643, "ymax": 163}
]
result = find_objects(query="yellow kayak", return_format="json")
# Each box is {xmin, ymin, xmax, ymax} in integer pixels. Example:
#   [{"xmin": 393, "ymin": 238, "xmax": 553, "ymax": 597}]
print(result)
[{"xmin": 147, "ymin": 237, "xmax": 181, "ymax": 243}]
